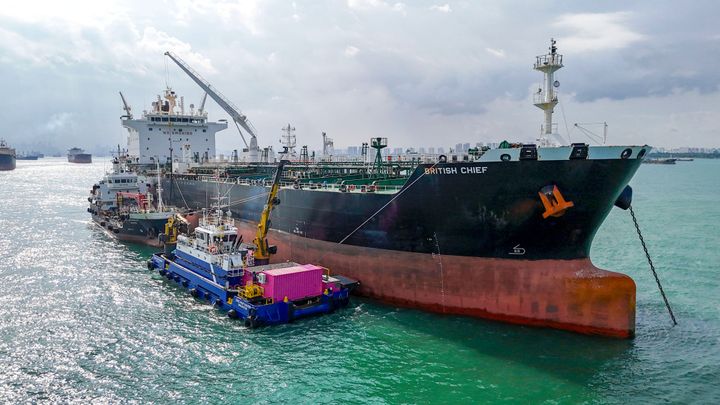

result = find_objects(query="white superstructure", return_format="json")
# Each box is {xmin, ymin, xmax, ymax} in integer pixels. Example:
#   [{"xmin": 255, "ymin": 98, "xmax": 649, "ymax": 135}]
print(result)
[
  {"xmin": 91, "ymin": 158, "xmax": 144, "ymax": 212},
  {"xmin": 122, "ymin": 88, "xmax": 228, "ymax": 166}
]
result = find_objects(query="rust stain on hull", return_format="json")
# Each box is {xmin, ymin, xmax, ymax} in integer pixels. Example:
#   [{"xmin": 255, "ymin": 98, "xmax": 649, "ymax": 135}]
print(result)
[{"xmin": 235, "ymin": 221, "xmax": 636, "ymax": 338}]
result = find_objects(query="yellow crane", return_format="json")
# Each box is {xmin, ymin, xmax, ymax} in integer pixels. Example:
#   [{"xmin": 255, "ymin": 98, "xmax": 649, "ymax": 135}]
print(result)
[{"xmin": 253, "ymin": 160, "xmax": 288, "ymax": 265}]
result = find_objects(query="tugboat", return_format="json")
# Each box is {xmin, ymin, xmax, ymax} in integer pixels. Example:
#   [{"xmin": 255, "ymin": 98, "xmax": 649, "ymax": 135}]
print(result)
[
  {"xmin": 148, "ymin": 161, "xmax": 358, "ymax": 327},
  {"xmin": 0, "ymin": 139, "xmax": 16, "ymax": 171},
  {"xmin": 68, "ymin": 147, "xmax": 92, "ymax": 163},
  {"xmin": 88, "ymin": 156, "xmax": 176, "ymax": 247}
]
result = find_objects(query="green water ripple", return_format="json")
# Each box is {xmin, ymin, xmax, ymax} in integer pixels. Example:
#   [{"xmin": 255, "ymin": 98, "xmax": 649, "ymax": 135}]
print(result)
[{"xmin": 1, "ymin": 158, "xmax": 719, "ymax": 403}]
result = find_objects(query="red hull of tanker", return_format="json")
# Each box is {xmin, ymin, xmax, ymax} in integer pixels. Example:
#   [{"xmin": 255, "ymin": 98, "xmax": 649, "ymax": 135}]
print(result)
[{"xmin": 236, "ymin": 221, "xmax": 635, "ymax": 338}]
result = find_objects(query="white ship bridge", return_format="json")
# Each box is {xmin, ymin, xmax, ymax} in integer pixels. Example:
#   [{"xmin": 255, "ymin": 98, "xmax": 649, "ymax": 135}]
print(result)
[{"xmin": 122, "ymin": 87, "xmax": 228, "ymax": 167}]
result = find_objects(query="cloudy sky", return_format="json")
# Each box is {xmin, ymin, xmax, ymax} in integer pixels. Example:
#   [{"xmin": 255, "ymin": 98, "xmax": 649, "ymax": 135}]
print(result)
[{"xmin": 1, "ymin": 0, "xmax": 718, "ymax": 154}]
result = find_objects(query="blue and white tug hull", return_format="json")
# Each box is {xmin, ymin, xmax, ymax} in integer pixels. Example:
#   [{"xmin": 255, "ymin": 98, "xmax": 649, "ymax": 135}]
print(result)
[{"xmin": 148, "ymin": 252, "xmax": 353, "ymax": 328}]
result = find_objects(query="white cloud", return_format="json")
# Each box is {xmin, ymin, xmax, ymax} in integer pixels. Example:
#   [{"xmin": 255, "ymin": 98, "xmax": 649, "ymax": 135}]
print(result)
[
  {"xmin": 0, "ymin": 0, "xmax": 122, "ymax": 28},
  {"xmin": 171, "ymin": 0, "xmax": 264, "ymax": 35},
  {"xmin": 344, "ymin": 46, "xmax": 360, "ymax": 58},
  {"xmin": 348, "ymin": 0, "xmax": 406, "ymax": 13},
  {"xmin": 137, "ymin": 27, "xmax": 216, "ymax": 74},
  {"xmin": 429, "ymin": 4, "xmax": 452, "ymax": 13},
  {"xmin": 42, "ymin": 113, "xmax": 75, "ymax": 133},
  {"xmin": 554, "ymin": 12, "xmax": 644, "ymax": 53},
  {"xmin": 485, "ymin": 48, "xmax": 506, "ymax": 58}
]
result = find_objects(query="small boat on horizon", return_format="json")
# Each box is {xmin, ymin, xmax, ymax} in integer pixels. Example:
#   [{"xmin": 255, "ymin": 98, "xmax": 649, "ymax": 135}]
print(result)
[
  {"xmin": 16, "ymin": 152, "xmax": 39, "ymax": 160},
  {"xmin": 642, "ymin": 158, "xmax": 677, "ymax": 165},
  {"xmin": 68, "ymin": 147, "xmax": 92, "ymax": 164}
]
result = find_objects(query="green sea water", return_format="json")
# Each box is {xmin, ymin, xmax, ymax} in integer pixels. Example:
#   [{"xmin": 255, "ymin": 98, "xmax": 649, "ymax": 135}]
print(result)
[{"xmin": 1, "ymin": 158, "xmax": 718, "ymax": 404}]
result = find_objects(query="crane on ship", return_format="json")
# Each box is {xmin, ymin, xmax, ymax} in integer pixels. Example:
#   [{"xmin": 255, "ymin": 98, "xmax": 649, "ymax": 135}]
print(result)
[
  {"xmin": 119, "ymin": 91, "xmax": 133, "ymax": 119},
  {"xmin": 252, "ymin": 159, "xmax": 288, "ymax": 265},
  {"xmin": 164, "ymin": 51, "xmax": 261, "ymax": 158},
  {"xmin": 198, "ymin": 92, "xmax": 208, "ymax": 115}
]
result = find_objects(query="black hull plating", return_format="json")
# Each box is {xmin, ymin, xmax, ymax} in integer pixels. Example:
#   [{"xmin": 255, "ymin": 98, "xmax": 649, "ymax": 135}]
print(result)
[
  {"xmin": 165, "ymin": 159, "xmax": 642, "ymax": 260},
  {"xmin": 0, "ymin": 154, "xmax": 15, "ymax": 171},
  {"xmin": 69, "ymin": 154, "xmax": 92, "ymax": 164},
  {"xmin": 91, "ymin": 213, "xmax": 167, "ymax": 246}
]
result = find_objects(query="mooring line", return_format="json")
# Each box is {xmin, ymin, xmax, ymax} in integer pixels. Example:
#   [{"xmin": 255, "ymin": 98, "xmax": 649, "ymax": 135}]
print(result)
[
  {"xmin": 224, "ymin": 192, "xmax": 269, "ymax": 208},
  {"xmin": 338, "ymin": 163, "xmax": 437, "ymax": 245},
  {"xmin": 174, "ymin": 179, "xmax": 190, "ymax": 209},
  {"xmin": 630, "ymin": 204, "xmax": 678, "ymax": 326}
]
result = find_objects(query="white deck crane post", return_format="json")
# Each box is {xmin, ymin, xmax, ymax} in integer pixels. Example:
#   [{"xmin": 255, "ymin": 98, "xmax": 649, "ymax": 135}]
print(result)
[
  {"xmin": 164, "ymin": 51, "xmax": 261, "ymax": 161},
  {"xmin": 119, "ymin": 91, "xmax": 133, "ymax": 119},
  {"xmin": 198, "ymin": 92, "xmax": 208, "ymax": 115}
]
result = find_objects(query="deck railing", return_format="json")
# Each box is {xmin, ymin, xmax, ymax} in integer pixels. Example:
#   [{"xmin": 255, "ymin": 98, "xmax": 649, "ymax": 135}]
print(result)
[{"xmin": 188, "ymin": 175, "xmax": 407, "ymax": 193}]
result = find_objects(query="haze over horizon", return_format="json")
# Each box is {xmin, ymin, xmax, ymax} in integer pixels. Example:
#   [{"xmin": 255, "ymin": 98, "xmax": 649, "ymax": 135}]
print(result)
[{"xmin": 1, "ymin": 0, "xmax": 718, "ymax": 154}]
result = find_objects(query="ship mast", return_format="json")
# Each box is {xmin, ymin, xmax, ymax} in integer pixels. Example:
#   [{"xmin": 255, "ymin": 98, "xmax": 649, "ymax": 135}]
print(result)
[
  {"xmin": 533, "ymin": 39, "xmax": 564, "ymax": 147},
  {"xmin": 280, "ymin": 124, "xmax": 297, "ymax": 159},
  {"xmin": 155, "ymin": 160, "xmax": 164, "ymax": 212}
]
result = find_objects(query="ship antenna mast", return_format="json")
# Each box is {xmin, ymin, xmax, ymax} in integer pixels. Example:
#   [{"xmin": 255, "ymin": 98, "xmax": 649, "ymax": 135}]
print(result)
[
  {"xmin": 155, "ymin": 160, "xmax": 164, "ymax": 212},
  {"xmin": 280, "ymin": 124, "xmax": 297, "ymax": 158},
  {"xmin": 533, "ymin": 38, "xmax": 564, "ymax": 147}
]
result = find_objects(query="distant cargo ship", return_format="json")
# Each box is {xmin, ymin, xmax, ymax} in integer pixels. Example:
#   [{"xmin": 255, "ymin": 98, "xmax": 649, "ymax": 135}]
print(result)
[
  {"xmin": 642, "ymin": 158, "xmax": 677, "ymax": 165},
  {"xmin": 16, "ymin": 153, "xmax": 39, "ymax": 160},
  {"xmin": 67, "ymin": 147, "xmax": 92, "ymax": 164},
  {"xmin": 0, "ymin": 139, "xmax": 16, "ymax": 171}
]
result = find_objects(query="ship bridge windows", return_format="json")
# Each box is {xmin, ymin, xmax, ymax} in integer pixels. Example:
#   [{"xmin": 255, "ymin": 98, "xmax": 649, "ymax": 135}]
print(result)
[{"xmin": 221, "ymin": 235, "xmax": 236, "ymax": 243}]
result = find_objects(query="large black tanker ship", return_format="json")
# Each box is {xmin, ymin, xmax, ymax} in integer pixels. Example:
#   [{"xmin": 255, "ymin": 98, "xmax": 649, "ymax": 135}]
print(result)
[
  {"xmin": 162, "ymin": 143, "xmax": 646, "ymax": 338},
  {"xmin": 118, "ymin": 41, "xmax": 649, "ymax": 337}
]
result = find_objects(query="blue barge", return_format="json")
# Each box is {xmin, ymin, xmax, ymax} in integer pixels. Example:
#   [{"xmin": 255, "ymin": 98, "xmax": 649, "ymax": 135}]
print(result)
[{"xmin": 148, "ymin": 208, "xmax": 357, "ymax": 328}]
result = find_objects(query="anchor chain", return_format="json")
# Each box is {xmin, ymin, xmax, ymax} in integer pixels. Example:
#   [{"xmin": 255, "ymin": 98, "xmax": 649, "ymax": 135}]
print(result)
[{"xmin": 629, "ymin": 205, "xmax": 678, "ymax": 326}]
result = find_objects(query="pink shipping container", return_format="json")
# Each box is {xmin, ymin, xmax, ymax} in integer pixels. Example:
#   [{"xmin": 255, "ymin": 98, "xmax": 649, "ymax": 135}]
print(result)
[{"xmin": 261, "ymin": 264, "xmax": 324, "ymax": 302}]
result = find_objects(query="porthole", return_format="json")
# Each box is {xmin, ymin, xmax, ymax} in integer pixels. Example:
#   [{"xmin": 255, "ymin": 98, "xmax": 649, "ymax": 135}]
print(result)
[
  {"xmin": 500, "ymin": 153, "xmax": 511, "ymax": 162},
  {"xmin": 637, "ymin": 148, "xmax": 646, "ymax": 159},
  {"xmin": 620, "ymin": 148, "xmax": 632, "ymax": 159}
]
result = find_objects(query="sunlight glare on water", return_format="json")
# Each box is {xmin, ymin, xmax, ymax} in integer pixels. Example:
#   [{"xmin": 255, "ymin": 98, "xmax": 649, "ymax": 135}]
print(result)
[{"xmin": 1, "ymin": 158, "xmax": 718, "ymax": 403}]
